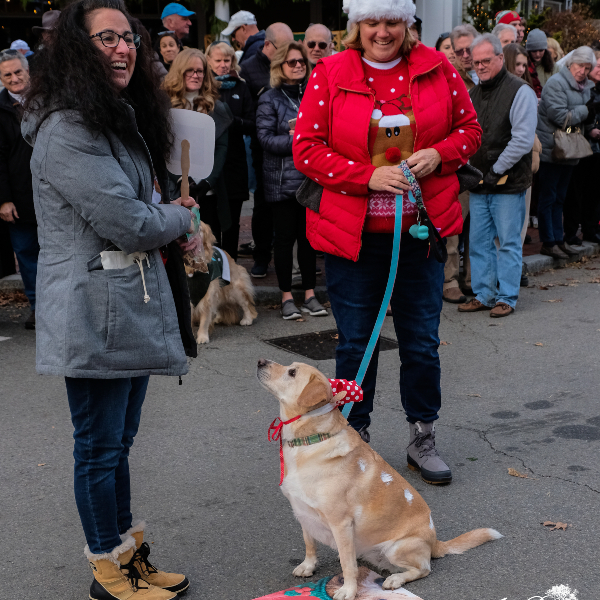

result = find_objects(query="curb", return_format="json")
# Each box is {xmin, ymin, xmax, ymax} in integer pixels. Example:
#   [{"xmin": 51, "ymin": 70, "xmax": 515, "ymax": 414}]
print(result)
[
  {"xmin": 523, "ymin": 241, "xmax": 600, "ymax": 274},
  {"xmin": 3, "ymin": 243, "xmax": 598, "ymax": 303}
]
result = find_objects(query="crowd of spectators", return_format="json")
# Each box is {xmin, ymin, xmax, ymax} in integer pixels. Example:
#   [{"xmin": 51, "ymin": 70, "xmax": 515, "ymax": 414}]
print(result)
[{"xmin": 1, "ymin": 5, "xmax": 600, "ymax": 328}]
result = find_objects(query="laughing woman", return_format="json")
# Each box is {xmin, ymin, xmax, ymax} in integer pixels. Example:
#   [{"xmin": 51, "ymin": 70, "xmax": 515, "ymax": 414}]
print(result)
[
  {"xmin": 23, "ymin": 0, "xmax": 195, "ymax": 598},
  {"xmin": 293, "ymin": 0, "xmax": 481, "ymax": 484}
]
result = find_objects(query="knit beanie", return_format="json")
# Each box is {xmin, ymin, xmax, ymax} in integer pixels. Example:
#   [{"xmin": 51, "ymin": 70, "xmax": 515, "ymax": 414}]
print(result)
[
  {"xmin": 343, "ymin": 0, "xmax": 416, "ymax": 27},
  {"xmin": 526, "ymin": 29, "xmax": 548, "ymax": 52},
  {"xmin": 495, "ymin": 10, "xmax": 520, "ymax": 26}
]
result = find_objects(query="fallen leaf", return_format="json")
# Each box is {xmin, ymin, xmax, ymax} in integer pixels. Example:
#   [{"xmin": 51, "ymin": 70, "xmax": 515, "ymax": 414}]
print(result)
[
  {"xmin": 440, "ymin": 341, "xmax": 452, "ymax": 346},
  {"xmin": 296, "ymin": 318, "xmax": 305, "ymax": 322},
  {"xmin": 466, "ymin": 457, "xmax": 478, "ymax": 461},
  {"xmin": 542, "ymin": 521, "xmax": 568, "ymax": 531},
  {"xmin": 589, "ymin": 278, "xmax": 600, "ymax": 284},
  {"xmin": 539, "ymin": 286, "xmax": 549, "ymax": 290},
  {"xmin": 37, "ymin": 463, "xmax": 46, "ymax": 467},
  {"xmin": 568, "ymin": 283, "xmax": 578, "ymax": 287},
  {"xmin": 467, "ymin": 393, "xmax": 481, "ymax": 397},
  {"xmin": 508, "ymin": 467, "xmax": 532, "ymax": 479},
  {"xmin": 332, "ymin": 334, "xmax": 339, "ymax": 340},
  {"xmin": 534, "ymin": 342, "xmax": 544, "ymax": 347},
  {"xmin": 542, "ymin": 299, "xmax": 562, "ymax": 303},
  {"xmin": 323, "ymin": 301, "xmax": 331, "ymax": 308},
  {"xmin": 585, "ymin": 267, "xmax": 598, "ymax": 270}
]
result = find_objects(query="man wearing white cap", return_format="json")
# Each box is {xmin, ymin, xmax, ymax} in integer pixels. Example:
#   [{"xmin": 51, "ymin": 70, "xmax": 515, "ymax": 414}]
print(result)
[
  {"xmin": 222, "ymin": 10, "xmax": 264, "ymax": 65},
  {"xmin": 10, "ymin": 40, "xmax": 33, "ymax": 58}
]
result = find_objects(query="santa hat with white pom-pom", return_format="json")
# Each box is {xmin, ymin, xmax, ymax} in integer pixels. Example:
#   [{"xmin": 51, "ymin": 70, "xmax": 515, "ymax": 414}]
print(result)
[{"xmin": 343, "ymin": 0, "xmax": 416, "ymax": 27}]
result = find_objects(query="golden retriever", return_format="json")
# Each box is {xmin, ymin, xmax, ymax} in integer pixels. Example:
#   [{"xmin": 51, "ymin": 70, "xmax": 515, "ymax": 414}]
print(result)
[
  {"xmin": 256, "ymin": 359, "xmax": 502, "ymax": 600},
  {"xmin": 188, "ymin": 222, "xmax": 257, "ymax": 344}
]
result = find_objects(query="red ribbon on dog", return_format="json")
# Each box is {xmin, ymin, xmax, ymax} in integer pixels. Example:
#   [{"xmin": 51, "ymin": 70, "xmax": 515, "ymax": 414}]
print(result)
[
  {"xmin": 268, "ymin": 380, "xmax": 364, "ymax": 486},
  {"xmin": 268, "ymin": 415, "xmax": 302, "ymax": 486}
]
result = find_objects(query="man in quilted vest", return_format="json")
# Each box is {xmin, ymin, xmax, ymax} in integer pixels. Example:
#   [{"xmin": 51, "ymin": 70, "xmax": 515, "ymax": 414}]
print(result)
[{"xmin": 458, "ymin": 34, "xmax": 537, "ymax": 318}]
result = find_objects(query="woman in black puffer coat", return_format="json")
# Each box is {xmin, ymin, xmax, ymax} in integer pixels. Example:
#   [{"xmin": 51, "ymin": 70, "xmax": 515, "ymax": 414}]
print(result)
[
  {"xmin": 256, "ymin": 41, "xmax": 327, "ymax": 320},
  {"xmin": 207, "ymin": 42, "xmax": 255, "ymax": 260}
]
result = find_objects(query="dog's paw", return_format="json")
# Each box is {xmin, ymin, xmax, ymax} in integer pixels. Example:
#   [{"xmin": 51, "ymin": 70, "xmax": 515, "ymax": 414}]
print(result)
[
  {"xmin": 382, "ymin": 574, "xmax": 407, "ymax": 590},
  {"xmin": 196, "ymin": 333, "xmax": 210, "ymax": 344},
  {"xmin": 240, "ymin": 317, "xmax": 254, "ymax": 326},
  {"xmin": 332, "ymin": 584, "xmax": 357, "ymax": 600},
  {"xmin": 292, "ymin": 560, "xmax": 316, "ymax": 577}
]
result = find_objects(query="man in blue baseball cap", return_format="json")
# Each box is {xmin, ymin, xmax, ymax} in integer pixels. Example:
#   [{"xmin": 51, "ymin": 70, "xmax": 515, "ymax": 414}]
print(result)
[{"xmin": 161, "ymin": 2, "xmax": 195, "ymax": 42}]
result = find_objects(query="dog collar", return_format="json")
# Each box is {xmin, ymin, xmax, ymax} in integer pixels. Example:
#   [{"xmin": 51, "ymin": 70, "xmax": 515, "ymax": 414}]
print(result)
[{"xmin": 268, "ymin": 379, "xmax": 364, "ymax": 486}]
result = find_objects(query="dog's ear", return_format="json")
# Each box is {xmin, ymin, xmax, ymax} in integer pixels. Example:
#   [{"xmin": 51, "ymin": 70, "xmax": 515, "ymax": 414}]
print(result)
[
  {"xmin": 333, "ymin": 390, "xmax": 346, "ymax": 403},
  {"xmin": 297, "ymin": 374, "xmax": 331, "ymax": 409}
]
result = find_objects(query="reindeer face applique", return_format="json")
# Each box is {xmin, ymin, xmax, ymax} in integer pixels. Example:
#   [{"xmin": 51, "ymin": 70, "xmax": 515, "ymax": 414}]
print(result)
[{"xmin": 369, "ymin": 95, "xmax": 416, "ymax": 168}]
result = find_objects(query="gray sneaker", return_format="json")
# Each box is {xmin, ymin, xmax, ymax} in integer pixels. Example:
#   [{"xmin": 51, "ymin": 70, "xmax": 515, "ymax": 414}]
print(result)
[
  {"xmin": 406, "ymin": 421, "xmax": 452, "ymax": 485},
  {"xmin": 301, "ymin": 296, "xmax": 328, "ymax": 317},
  {"xmin": 281, "ymin": 299, "xmax": 302, "ymax": 320}
]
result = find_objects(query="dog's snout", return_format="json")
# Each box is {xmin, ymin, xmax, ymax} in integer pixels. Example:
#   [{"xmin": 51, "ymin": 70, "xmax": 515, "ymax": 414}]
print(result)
[{"xmin": 257, "ymin": 358, "xmax": 270, "ymax": 368}]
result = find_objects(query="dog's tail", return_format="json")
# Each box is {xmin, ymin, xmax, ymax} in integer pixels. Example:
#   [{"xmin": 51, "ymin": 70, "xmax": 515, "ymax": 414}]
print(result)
[{"xmin": 431, "ymin": 528, "xmax": 502, "ymax": 558}]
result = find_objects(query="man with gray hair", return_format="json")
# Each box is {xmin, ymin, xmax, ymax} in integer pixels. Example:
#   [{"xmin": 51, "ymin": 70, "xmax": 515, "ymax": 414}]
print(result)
[
  {"xmin": 458, "ymin": 34, "xmax": 537, "ymax": 318},
  {"xmin": 442, "ymin": 24, "xmax": 480, "ymax": 303},
  {"xmin": 450, "ymin": 24, "xmax": 480, "ymax": 90},
  {"xmin": 303, "ymin": 23, "xmax": 334, "ymax": 66},
  {"xmin": 492, "ymin": 23, "xmax": 517, "ymax": 48},
  {"xmin": 0, "ymin": 51, "xmax": 38, "ymax": 329}
]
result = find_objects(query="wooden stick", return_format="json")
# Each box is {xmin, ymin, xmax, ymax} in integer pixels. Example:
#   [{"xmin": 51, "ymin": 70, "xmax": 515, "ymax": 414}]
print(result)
[{"xmin": 181, "ymin": 139, "xmax": 191, "ymax": 199}]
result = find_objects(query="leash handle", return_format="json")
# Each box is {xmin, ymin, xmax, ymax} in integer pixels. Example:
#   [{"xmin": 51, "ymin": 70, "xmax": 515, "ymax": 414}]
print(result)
[{"xmin": 341, "ymin": 163, "xmax": 404, "ymax": 418}]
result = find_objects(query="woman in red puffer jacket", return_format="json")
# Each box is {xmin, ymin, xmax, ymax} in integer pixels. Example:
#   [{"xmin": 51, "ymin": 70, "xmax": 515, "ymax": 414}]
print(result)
[{"xmin": 293, "ymin": 0, "xmax": 481, "ymax": 486}]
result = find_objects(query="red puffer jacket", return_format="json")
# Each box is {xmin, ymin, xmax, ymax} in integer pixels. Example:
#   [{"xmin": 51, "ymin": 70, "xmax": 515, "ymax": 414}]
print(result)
[{"xmin": 293, "ymin": 44, "xmax": 482, "ymax": 262}]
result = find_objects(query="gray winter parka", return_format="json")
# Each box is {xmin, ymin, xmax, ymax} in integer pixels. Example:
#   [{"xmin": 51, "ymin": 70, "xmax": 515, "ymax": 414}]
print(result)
[
  {"xmin": 536, "ymin": 66, "xmax": 593, "ymax": 165},
  {"xmin": 22, "ymin": 107, "xmax": 192, "ymax": 378}
]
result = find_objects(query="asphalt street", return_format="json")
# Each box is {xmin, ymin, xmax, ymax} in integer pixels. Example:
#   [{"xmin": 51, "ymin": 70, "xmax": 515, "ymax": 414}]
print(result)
[{"xmin": 1, "ymin": 257, "xmax": 600, "ymax": 600}]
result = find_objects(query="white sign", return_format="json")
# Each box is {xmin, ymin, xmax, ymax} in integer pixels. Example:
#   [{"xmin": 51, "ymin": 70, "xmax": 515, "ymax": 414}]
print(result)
[{"xmin": 167, "ymin": 109, "xmax": 215, "ymax": 182}]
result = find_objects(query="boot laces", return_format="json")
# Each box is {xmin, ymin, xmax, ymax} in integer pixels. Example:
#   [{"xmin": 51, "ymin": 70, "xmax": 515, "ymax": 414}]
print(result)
[
  {"xmin": 414, "ymin": 430, "xmax": 439, "ymax": 459},
  {"xmin": 121, "ymin": 559, "xmax": 150, "ymax": 592},
  {"xmin": 132, "ymin": 542, "xmax": 159, "ymax": 577}
]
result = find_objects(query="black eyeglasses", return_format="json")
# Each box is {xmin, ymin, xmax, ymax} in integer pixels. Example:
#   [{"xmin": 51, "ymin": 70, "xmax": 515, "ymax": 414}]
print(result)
[
  {"xmin": 89, "ymin": 30, "xmax": 141, "ymax": 50},
  {"xmin": 306, "ymin": 40, "xmax": 329, "ymax": 50},
  {"xmin": 283, "ymin": 58, "xmax": 307, "ymax": 68}
]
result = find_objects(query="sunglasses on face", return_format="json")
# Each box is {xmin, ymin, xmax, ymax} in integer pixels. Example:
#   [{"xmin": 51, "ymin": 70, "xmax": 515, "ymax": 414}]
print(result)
[
  {"xmin": 306, "ymin": 41, "xmax": 328, "ymax": 50},
  {"xmin": 454, "ymin": 47, "xmax": 471, "ymax": 57},
  {"xmin": 283, "ymin": 58, "xmax": 307, "ymax": 68}
]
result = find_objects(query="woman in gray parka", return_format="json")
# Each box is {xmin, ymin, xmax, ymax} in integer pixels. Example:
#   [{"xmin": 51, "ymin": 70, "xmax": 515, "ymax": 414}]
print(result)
[
  {"xmin": 536, "ymin": 46, "xmax": 596, "ymax": 260},
  {"xmin": 23, "ymin": 0, "xmax": 194, "ymax": 598}
]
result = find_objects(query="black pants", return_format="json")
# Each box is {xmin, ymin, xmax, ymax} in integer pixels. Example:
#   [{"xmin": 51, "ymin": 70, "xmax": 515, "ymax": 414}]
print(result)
[
  {"xmin": 250, "ymin": 147, "xmax": 273, "ymax": 264},
  {"xmin": 563, "ymin": 153, "xmax": 600, "ymax": 240},
  {"xmin": 198, "ymin": 194, "xmax": 244, "ymax": 260},
  {"xmin": 271, "ymin": 200, "xmax": 316, "ymax": 293}
]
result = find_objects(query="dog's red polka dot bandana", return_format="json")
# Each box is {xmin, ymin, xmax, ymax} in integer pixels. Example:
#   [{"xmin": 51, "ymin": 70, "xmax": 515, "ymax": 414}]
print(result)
[{"xmin": 328, "ymin": 378, "xmax": 364, "ymax": 406}]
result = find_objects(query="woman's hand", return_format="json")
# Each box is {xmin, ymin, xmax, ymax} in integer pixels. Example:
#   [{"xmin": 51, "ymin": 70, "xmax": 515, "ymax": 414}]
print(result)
[
  {"xmin": 289, "ymin": 129, "xmax": 295, "ymax": 136},
  {"xmin": 0, "ymin": 202, "xmax": 18, "ymax": 223},
  {"xmin": 368, "ymin": 166, "xmax": 410, "ymax": 194},
  {"xmin": 406, "ymin": 148, "xmax": 442, "ymax": 178},
  {"xmin": 172, "ymin": 196, "xmax": 198, "ymax": 209}
]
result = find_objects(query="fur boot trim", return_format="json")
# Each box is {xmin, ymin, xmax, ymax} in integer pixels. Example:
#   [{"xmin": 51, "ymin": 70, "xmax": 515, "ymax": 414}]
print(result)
[
  {"xmin": 343, "ymin": 0, "xmax": 416, "ymax": 27},
  {"xmin": 120, "ymin": 520, "xmax": 146, "ymax": 542},
  {"xmin": 84, "ymin": 535, "xmax": 137, "ymax": 566}
]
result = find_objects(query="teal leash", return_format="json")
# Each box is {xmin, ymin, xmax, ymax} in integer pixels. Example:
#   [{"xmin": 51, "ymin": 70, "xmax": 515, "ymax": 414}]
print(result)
[{"xmin": 341, "ymin": 165, "xmax": 408, "ymax": 419}]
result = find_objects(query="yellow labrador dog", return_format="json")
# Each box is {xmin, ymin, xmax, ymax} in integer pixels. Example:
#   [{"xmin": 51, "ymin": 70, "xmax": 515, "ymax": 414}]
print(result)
[{"xmin": 256, "ymin": 359, "xmax": 501, "ymax": 600}]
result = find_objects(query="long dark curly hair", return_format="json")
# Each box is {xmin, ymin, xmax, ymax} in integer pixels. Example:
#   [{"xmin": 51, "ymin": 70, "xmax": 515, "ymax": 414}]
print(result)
[{"xmin": 25, "ymin": 0, "xmax": 173, "ymax": 168}]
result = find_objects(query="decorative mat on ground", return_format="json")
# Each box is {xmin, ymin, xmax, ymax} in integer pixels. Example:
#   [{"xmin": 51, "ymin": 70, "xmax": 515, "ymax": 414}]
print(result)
[{"xmin": 253, "ymin": 567, "xmax": 422, "ymax": 599}]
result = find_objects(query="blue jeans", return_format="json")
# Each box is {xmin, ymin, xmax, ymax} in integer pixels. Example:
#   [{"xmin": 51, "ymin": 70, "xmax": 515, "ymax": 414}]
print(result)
[
  {"xmin": 9, "ymin": 221, "xmax": 39, "ymax": 309},
  {"xmin": 469, "ymin": 191, "xmax": 526, "ymax": 309},
  {"xmin": 537, "ymin": 162, "xmax": 574, "ymax": 246},
  {"xmin": 65, "ymin": 376, "xmax": 149, "ymax": 554},
  {"xmin": 325, "ymin": 233, "xmax": 444, "ymax": 431}
]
